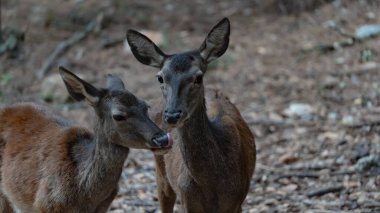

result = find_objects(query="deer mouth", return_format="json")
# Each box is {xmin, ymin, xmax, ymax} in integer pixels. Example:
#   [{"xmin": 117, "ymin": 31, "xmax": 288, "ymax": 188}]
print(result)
[
  {"xmin": 150, "ymin": 133, "xmax": 173, "ymax": 155},
  {"xmin": 150, "ymin": 133, "xmax": 173, "ymax": 149}
]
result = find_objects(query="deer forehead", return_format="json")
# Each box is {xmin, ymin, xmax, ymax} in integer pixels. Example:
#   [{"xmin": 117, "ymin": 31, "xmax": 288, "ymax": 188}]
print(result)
[
  {"xmin": 105, "ymin": 90, "xmax": 140, "ymax": 108},
  {"xmin": 162, "ymin": 52, "xmax": 203, "ymax": 74}
]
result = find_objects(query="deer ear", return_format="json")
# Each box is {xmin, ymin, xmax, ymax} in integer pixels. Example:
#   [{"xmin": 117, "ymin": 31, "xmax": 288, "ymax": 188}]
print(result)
[
  {"xmin": 127, "ymin": 30, "xmax": 167, "ymax": 68},
  {"xmin": 59, "ymin": 66, "xmax": 101, "ymax": 106},
  {"xmin": 106, "ymin": 74, "xmax": 125, "ymax": 91},
  {"xmin": 199, "ymin": 18, "xmax": 230, "ymax": 63}
]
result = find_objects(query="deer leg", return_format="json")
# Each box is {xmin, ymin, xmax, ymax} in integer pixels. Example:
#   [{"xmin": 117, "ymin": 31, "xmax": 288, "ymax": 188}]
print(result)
[
  {"xmin": 0, "ymin": 193, "xmax": 13, "ymax": 213},
  {"xmin": 94, "ymin": 189, "xmax": 118, "ymax": 213},
  {"xmin": 155, "ymin": 155, "xmax": 176, "ymax": 213},
  {"xmin": 178, "ymin": 181, "xmax": 218, "ymax": 213},
  {"xmin": 157, "ymin": 180, "xmax": 176, "ymax": 213},
  {"xmin": 180, "ymin": 197, "xmax": 205, "ymax": 213}
]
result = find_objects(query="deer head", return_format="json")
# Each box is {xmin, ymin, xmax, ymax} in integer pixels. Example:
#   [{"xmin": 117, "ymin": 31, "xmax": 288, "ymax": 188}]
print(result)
[
  {"xmin": 59, "ymin": 66, "xmax": 172, "ymax": 152},
  {"xmin": 127, "ymin": 18, "xmax": 230, "ymax": 127}
]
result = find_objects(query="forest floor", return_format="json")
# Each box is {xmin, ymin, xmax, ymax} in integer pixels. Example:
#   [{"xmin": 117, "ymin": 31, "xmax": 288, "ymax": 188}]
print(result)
[{"xmin": 1, "ymin": 0, "xmax": 380, "ymax": 212}]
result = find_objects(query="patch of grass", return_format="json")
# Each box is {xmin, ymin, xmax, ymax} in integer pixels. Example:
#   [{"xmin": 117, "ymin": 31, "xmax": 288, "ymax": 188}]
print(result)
[
  {"xmin": 0, "ymin": 72, "xmax": 14, "ymax": 85},
  {"xmin": 0, "ymin": 90, "xmax": 4, "ymax": 101},
  {"xmin": 360, "ymin": 49, "xmax": 376, "ymax": 62}
]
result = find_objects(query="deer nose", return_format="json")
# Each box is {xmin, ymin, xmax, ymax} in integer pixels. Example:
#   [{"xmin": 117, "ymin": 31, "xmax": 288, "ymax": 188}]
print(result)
[
  {"xmin": 152, "ymin": 133, "xmax": 173, "ymax": 148},
  {"xmin": 164, "ymin": 110, "xmax": 182, "ymax": 124}
]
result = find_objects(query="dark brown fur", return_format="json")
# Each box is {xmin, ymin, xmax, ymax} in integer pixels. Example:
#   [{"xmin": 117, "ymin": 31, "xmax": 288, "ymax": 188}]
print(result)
[
  {"xmin": 152, "ymin": 90, "xmax": 256, "ymax": 213},
  {"xmin": 128, "ymin": 18, "xmax": 256, "ymax": 213}
]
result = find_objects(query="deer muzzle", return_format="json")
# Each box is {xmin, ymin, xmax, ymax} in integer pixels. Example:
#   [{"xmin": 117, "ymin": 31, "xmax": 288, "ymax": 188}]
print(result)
[{"xmin": 151, "ymin": 133, "xmax": 173, "ymax": 148}]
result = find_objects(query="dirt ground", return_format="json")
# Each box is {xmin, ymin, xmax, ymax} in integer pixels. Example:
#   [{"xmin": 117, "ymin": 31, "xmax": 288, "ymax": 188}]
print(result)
[{"xmin": 1, "ymin": 0, "xmax": 380, "ymax": 212}]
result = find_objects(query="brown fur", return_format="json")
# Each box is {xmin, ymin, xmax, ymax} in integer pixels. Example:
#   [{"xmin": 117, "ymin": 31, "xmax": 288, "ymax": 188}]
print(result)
[
  {"xmin": 0, "ymin": 68, "xmax": 170, "ymax": 213},
  {"xmin": 0, "ymin": 104, "xmax": 119, "ymax": 212}
]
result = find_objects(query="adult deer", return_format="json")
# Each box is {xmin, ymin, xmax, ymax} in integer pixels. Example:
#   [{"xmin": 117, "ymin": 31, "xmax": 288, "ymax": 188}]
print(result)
[
  {"xmin": 127, "ymin": 18, "xmax": 256, "ymax": 213},
  {"xmin": 0, "ymin": 67, "xmax": 172, "ymax": 213}
]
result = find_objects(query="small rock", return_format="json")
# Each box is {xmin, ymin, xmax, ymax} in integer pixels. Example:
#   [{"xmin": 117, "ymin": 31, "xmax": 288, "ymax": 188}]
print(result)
[
  {"xmin": 282, "ymin": 184, "xmax": 298, "ymax": 192},
  {"xmin": 350, "ymin": 75, "xmax": 360, "ymax": 85},
  {"xmin": 341, "ymin": 115, "xmax": 354, "ymax": 125},
  {"xmin": 336, "ymin": 155, "xmax": 346, "ymax": 164},
  {"xmin": 294, "ymin": 127, "xmax": 308, "ymax": 135},
  {"xmin": 373, "ymin": 192, "xmax": 380, "ymax": 200},
  {"xmin": 357, "ymin": 192, "xmax": 368, "ymax": 205},
  {"xmin": 257, "ymin": 47, "xmax": 268, "ymax": 55},
  {"xmin": 322, "ymin": 76, "xmax": 340, "ymax": 89},
  {"xmin": 321, "ymin": 150, "xmax": 329, "ymax": 158},
  {"xmin": 343, "ymin": 180, "xmax": 360, "ymax": 188},
  {"xmin": 318, "ymin": 131, "xmax": 340, "ymax": 141},
  {"xmin": 322, "ymin": 20, "xmax": 336, "ymax": 28},
  {"xmin": 356, "ymin": 155, "xmax": 380, "ymax": 172},
  {"xmin": 352, "ymin": 142, "xmax": 370, "ymax": 161},
  {"xmin": 263, "ymin": 198, "xmax": 277, "ymax": 206},
  {"xmin": 283, "ymin": 103, "xmax": 315, "ymax": 120},
  {"xmin": 327, "ymin": 112, "xmax": 338, "ymax": 122},
  {"xmin": 279, "ymin": 152, "xmax": 298, "ymax": 164},
  {"xmin": 353, "ymin": 98, "xmax": 362, "ymax": 105},
  {"xmin": 335, "ymin": 57, "xmax": 345, "ymax": 64},
  {"xmin": 355, "ymin": 24, "xmax": 380, "ymax": 40},
  {"xmin": 268, "ymin": 112, "xmax": 283, "ymax": 122},
  {"xmin": 367, "ymin": 12, "xmax": 376, "ymax": 19}
]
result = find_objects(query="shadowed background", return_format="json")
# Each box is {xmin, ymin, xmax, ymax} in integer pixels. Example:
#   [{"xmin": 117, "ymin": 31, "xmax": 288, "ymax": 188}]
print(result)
[{"xmin": 1, "ymin": 0, "xmax": 380, "ymax": 212}]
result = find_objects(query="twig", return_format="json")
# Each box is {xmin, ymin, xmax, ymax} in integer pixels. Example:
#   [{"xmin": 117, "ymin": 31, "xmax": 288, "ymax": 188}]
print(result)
[
  {"xmin": 307, "ymin": 185, "xmax": 344, "ymax": 198},
  {"xmin": 300, "ymin": 25, "xmax": 357, "ymax": 54},
  {"xmin": 275, "ymin": 173, "xmax": 319, "ymax": 181},
  {"xmin": 247, "ymin": 119, "xmax": 287, "ymax": 126},
  {"xmin": 363, "ymin": 201, "xmax": 380, "ymax": 209},
  {"xmin": 302, "ymin": 199, "xmax": 349, "ymax": 208},
  {"xmin": 100, "ymin": 37, "xmax": 124, "ymax": 49},
  {"xmin": 332, "ymin": 62, "xmax": 379, "ymax": 77},
  {"xmin": 256, "ymin": 163, "xmax": 284, "ymax": 172},
  {"xmin": 36, "ymin": 13, "xmax": 103, "ymax": 78},
  {"xmin": 303, "ymin": 199, "xmax": 347, "ymax": 207},
  {"xmin": 246, "ymin": 119, "xmax": 316, "ymax": 128},
  {"xmin": 122, "ymin": 200, "xmax": 158, "ymax": 207},
  {"xmin": 301, "ymin": 38, "xmax": 355, "ymax": 54},
  {"xmin": 284, "ymin": 164, "xmax": 333, "ymax": 171},
  {"xmin": 330, "ymin": 25, "xmax": 356, "ymax": 39},
  {"xmin": 348, "ymin": 120, "xmax": 380, "ymax": 129},
  {"xmin": 330, "ymin": 169, "xmax": 356, "ymax": 176}
]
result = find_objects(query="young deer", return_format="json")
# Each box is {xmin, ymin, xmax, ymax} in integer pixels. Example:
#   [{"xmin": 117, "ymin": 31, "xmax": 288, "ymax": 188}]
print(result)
[
  {"xmin": 0, "ymin": 67, "xmax": 173, "ymax": 213},
  {"xmin": 127, "ymin": 18, "xmax": 256, "ymax": 213}
]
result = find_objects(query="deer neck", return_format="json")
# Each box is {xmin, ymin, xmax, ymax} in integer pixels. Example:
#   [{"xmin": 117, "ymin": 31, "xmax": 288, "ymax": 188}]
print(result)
[
  {"xmin": 176, "ymin": 99, "xmax": 221, "ymax": 181},
  {"xmin": 75, "ymin": 120, "xmax": 129, "ymax": 194}
]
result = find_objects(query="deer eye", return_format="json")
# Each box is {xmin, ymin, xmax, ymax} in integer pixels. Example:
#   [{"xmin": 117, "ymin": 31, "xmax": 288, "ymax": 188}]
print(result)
[
  {"xmin": 112, "ymin": 114, "xmax": 126, "ymax": 121},
  {"xmin": 194, "ymin": 75, "xmax": 203, "ymax": 84},
  {"xmin": 157, "ymin": 75, "xmax": 164, "ymax": 84}
]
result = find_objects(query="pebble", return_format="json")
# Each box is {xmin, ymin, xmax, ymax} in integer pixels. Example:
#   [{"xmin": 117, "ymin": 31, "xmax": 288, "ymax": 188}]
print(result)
[
  {"xmin": 356, "ymin": 155, "xmax": 380, "ymax": 172},
  {"xmin": 283, "ymin": 103, "xmax": 315, "ymax": 120},
  {"xmin": 355, "ymin": 24, "xmax": 380, "ymax": 40},
  {"xmin": 279, "ymin": 152, "xmax": 298, "ymax": 164},
  {"xmin": 341, "ymin": 115, "xmax": 354, "ymax": 125}
]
